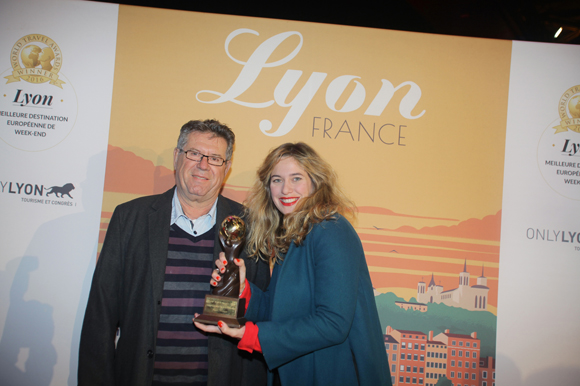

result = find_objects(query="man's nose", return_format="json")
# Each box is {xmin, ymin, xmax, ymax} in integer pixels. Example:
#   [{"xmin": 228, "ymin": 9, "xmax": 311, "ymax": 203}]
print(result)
[{"xmin": 197, "ymin": 155, "xmax": 210, "ymax": 169}]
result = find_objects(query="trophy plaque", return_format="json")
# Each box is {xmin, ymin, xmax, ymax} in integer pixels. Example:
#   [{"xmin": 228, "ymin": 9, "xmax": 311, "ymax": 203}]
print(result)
[{"xmin": 195, "ymin": 215, "xmax": 247, "ymax": 328}]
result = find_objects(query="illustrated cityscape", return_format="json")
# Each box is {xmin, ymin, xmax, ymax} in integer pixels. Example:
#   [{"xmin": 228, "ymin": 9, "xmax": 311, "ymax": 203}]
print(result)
[{"xmin": 377, "ymin": 263, "xmax": 496, "ymax": 386}]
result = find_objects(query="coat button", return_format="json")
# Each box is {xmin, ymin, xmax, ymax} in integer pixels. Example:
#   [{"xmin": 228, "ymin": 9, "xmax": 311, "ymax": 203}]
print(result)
[{"xmin": 147, "ymin": 350, "xmax": 154, "ymax": 358}]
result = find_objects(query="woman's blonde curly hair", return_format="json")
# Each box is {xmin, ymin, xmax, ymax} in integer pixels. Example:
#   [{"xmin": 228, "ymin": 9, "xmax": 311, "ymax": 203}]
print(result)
[{"xmin": 244, "ymin": 142, "xmax": 356, "ymax": 266}]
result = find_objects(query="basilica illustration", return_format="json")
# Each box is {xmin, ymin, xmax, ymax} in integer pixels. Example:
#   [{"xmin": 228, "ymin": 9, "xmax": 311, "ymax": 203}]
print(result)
[{"xmin": 417, "ymin": 261, "xmax": 489, "ymax": 311}]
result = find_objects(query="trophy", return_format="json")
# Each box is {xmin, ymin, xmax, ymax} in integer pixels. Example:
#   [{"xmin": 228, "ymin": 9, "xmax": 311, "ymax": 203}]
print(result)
[{"xmin": 195, "ymin": 215, "xmax": 247, "ymax": 328}]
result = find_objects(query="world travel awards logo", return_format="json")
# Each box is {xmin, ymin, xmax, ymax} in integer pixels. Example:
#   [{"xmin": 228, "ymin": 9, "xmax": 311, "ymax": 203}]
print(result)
[
  {"xmin": 537, "ymin": 85, "xmax": 580, "ymax": 201},
  {"xmin": 1, "ymin": 34, "xmax": 77, "ymax": 151}
]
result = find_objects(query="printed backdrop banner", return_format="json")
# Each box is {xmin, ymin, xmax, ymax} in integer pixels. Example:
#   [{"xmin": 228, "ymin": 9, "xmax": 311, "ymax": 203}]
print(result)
[
  {"xmin": 0, "ymin": 1, "xmax": 578, "ymax": 386},
  {"xmin": 103, "ymin": 7, "xmax": 509, "ymax": 385},
  {"xmin": 497, "ymin": 41, "xmax": 580, "ymax": 385},
  {"xmin": 0, "ymin": 1, "xmax": 118, "ymax": 385}
]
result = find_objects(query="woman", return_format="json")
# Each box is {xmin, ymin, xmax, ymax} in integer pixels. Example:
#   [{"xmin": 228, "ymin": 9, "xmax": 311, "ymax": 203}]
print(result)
[{"xmin": 195, "ymin": 142, "xmax": 391, "ymax": 386}]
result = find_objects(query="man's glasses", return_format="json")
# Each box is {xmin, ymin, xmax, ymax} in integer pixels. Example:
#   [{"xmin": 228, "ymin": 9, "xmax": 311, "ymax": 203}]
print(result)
[{"xmin": 179, "ymin": 149, "xmax": 227, "ymax": 166}]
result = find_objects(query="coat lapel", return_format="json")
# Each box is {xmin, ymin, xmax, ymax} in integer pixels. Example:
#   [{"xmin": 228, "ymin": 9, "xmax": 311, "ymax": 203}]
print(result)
[
  {"xmin": 213, "ymin": 195, "xmax": 231, "ymax": 261},
  {"xmin": 148, "ymin": 188, "xmax": 173, "ymax": 311}
]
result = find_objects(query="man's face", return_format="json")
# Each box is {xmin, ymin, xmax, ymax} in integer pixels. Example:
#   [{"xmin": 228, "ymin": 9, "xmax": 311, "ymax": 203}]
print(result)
[{"xmin": 173, "ymin": 131, "xmax": 231, "ymax": 207}]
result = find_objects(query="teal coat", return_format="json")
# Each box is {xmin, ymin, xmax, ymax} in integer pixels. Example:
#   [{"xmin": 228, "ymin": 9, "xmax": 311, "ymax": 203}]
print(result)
[{"xmin": 245, "ymin": 215, "xmax": 392, "ymax": 386}]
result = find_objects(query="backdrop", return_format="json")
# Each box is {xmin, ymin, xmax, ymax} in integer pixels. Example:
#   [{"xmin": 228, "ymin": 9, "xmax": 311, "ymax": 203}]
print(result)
[{"xmin": 0, "ymin": 1, "xmax": 579, "ymax": 385}]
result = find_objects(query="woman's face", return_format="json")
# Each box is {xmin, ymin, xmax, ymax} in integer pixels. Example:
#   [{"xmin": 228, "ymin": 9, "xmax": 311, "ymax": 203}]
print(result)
[{"xmin": 269, "ymin": 157, "xmax": 314, "ymax": 215}]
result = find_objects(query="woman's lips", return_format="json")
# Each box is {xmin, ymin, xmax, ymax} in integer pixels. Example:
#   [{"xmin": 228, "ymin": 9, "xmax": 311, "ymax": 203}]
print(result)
[{"xmin": 280, "ymin": 197, "xmax": 299, "ymax": 206}]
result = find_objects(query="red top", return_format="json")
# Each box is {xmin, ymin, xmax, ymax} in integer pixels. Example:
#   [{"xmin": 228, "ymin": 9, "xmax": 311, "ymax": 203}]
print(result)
[{"xmin": 237, "ymin": 279, "xmax": 262, "ymax": 353}]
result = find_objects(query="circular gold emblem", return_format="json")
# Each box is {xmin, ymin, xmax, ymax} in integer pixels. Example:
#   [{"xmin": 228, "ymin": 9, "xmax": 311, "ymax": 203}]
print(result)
[
  {"xmin": 553, "ymin": 85, "xmax": 580, "ymax": 134},
  {"xmin": 5, "ymin": 34, "xmax": 65, "ymax": 88}
]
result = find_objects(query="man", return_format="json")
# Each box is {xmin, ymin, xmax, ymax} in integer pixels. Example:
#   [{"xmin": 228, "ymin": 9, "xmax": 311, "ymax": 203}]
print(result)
[{"xmin": 79, "ymin": 120, "xmax": 269, "ymax": 386}]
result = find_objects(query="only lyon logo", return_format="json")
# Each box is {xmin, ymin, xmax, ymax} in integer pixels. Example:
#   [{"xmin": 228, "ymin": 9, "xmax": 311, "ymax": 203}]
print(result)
[
  {"xmin": 5, "ymin": 34, "xmax": 64, "ymax": 88},
  {"xmin": 0, "ymin": 180, "xmax": 76, "ymax": 206}
]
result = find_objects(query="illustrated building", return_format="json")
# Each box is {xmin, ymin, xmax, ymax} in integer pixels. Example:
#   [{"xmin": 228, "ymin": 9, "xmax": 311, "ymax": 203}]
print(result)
[
  {"xmin": 417, "ymin": 261, "xmax": 489, "ymax": 311},
  {"xmin": 385, "ymin": 326, "xmax": 489, "ymax": 386},
  {"xmin": 433, "ymin": 329, "xmax": 480, "ymax": 386},
  {"xmin": 479, "ymin": 356, "xmax": 495, "ymax": 386},
  {"xmin": 384, "ymin": 334, "xmax": 399, "ymax": 386},
  {"xmin": 425, "ymin": 331, "xmax": 447, "ymax": 386},
  {"xmin": 395, "ymin": 301, "xmax": 428, "ymax": 312},
  {"xmin": 386, "ymin": 326, "xmax": 427, "ymax": 385}
]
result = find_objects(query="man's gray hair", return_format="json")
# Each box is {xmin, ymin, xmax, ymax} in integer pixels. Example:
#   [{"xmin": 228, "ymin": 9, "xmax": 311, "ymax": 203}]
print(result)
[{"xmin": 177, "ymin": 119, "xmax": 235, "ymax": 161}]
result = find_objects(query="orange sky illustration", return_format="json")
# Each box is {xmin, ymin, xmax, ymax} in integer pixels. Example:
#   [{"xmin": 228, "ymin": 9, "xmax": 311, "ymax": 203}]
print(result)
[{"xmin": 101, "ymin": 146, "xmax": 500, "ymax": 312}]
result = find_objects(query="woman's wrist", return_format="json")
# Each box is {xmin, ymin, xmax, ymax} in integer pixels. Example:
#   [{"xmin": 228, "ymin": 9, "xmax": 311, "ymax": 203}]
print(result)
[{"xmin": 239, "ymin": 279, "xmax": 245, "ymax": 296}]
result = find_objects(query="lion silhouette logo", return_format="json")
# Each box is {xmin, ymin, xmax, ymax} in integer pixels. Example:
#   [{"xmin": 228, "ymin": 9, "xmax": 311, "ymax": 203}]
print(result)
[{"xmin": 45, "ymin": 183, "xmax": 75, "ymax": 198}]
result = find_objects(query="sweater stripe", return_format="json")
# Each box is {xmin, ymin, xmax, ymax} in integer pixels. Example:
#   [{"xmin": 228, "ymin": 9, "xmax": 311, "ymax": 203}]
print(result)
[{"xmin": 152, "ymin": 225, "xmax": 215, "ymax": 386}]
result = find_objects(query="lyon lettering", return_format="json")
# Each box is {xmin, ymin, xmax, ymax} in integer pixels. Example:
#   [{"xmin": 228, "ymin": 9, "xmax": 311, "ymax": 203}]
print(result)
[
  {"xmin": 13, "ymin": 89, "xmax": 54, "ymax": 107},
  {"xmin": 196, "ymin": 29, "xmax": 425, "ymax": 137},
  {"xmin": 562, "ymin": 139, "xmax": 580, "ymax": 157}
]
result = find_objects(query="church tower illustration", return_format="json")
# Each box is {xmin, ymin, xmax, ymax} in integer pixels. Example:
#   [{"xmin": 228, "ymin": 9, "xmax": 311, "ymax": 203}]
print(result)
[{"xmin": 417, "ymin": 260, "xmax": 489, "ymax": 311}]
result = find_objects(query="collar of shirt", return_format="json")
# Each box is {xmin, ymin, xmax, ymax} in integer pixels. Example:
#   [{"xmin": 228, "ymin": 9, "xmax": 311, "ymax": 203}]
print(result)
[{"xmin": 171, "ymin": 189, "xmax": 218, "ymax": 237}]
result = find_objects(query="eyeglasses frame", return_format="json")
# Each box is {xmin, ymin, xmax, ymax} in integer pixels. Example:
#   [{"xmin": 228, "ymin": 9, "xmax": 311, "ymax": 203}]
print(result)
[{"xmin": 178, "ymin": 148, "xmax": 228, "ymax": 166}]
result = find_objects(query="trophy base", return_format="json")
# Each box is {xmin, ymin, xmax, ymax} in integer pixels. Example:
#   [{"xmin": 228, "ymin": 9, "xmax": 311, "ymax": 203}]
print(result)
[
  {"xmin": 195, "ymin": 294, "xmax": 247, "ymax": 329},
  {"xmin": 195, "ymin": 314, "xmax": 247, "ymax": 329}
]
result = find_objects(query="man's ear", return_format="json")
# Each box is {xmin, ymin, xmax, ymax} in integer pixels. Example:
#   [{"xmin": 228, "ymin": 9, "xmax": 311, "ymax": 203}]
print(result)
[{"xmin": 173, "ymin": 147, "xmax": 180, "ymax": 169}]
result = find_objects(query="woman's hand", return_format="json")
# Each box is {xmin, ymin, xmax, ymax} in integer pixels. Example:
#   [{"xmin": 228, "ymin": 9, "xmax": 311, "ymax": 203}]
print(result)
[
  {"xmin": 211, "ymin": 252, "xmax": 247, "ymax": 294},
  {"xmin": 193, "ymin": 314, "xmax": 246, "ymax": 340}
]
